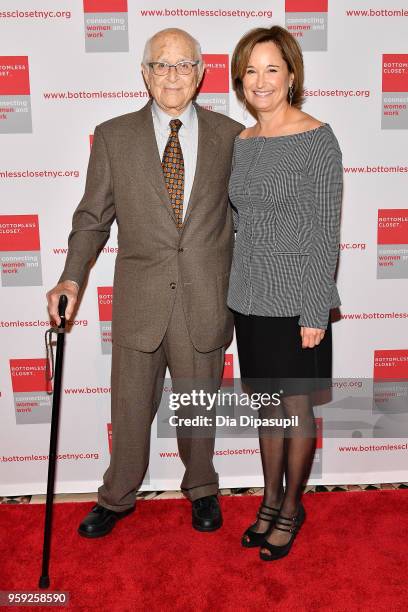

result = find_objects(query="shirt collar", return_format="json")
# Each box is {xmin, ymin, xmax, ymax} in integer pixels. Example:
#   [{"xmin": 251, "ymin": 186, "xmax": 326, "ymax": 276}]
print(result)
[{"xmin": 151, "ymin": 99, "xmax": 196, "ymax": 132}]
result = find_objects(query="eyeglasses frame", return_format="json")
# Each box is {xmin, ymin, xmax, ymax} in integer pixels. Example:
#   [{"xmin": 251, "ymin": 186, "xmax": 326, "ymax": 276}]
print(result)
[{"xmin": 148, "ymin": 60, "xmax": 200, "ymax": 76}]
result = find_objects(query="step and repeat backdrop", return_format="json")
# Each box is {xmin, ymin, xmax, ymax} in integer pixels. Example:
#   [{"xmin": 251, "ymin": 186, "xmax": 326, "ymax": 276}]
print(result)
[{"xmin": 1, "ymin": 0, "xmax": 408, "ymax": 495}]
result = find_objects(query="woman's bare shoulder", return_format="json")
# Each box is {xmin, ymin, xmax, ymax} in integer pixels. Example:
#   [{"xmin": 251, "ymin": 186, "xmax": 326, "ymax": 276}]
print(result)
[
  {"xmin": 237, "ymin": 125, "xmax": 257, "ymax": 140},
  {"xmin": 292, "ymin": 111, "xmax": 325, "ymax": 130},
  {"xmin": 290, "ymin": 108, "xmax": 324, "ymax": 132}
]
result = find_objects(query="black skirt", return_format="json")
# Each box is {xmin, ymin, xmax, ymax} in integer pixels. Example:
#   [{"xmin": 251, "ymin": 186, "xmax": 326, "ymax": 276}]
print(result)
[{"xmin": 233, "ymin": 311, "xmax": 332, "ymax": 397}]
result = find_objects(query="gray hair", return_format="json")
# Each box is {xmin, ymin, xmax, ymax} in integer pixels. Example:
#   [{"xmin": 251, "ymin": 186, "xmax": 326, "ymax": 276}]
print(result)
[{"xmin": 142, "ymin": 28, "xmax": 203, "ymax": 69}]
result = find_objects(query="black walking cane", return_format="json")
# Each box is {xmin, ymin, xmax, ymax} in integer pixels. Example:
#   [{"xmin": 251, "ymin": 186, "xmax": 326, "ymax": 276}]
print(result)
[{"xmin": 39, "ymin": 294, "xmax": 68, "ymax": 589}]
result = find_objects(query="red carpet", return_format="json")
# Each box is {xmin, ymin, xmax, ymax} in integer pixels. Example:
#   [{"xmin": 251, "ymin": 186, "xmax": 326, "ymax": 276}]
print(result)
[{"xmin": 1, "ymin": 491, "xmax": 407, "ymax": 611}]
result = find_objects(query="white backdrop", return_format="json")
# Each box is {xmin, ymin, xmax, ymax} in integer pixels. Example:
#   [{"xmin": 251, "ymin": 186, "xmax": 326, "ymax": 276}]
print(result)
[{"xmin": 1, "ymin": 0, "xmax": 408, "ymax": 496}]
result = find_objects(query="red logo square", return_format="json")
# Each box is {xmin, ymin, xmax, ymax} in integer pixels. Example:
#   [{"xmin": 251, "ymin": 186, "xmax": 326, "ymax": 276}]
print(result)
[
  {"xmin": 374, "ymin": 350, "xmax": 408, "ymax": 380},
  {"xmin": 382, "ymin": 54, "xmax": 408, "ymax": 92},
  {"xmin": 315, "ymin": 417, "xmax": 323, "ymax": 449},
  {"xmin": 223, "ymin": 354, "xmax": 234, "ymax": 381},
  {"xmin": 377, "ymin": 209, "xmax": 408, "ymax": 245},
  {"xmin": 0, "ymin": 56, "xmax": 30, "ymax": 96},
  {"xmin": 83, "ymin": 0, "xmax": 128, "ymax": 13},
  {"xmin": 0, "ymin": 215, "xmax": 40, "ymax": 251},
  {"xmin": 201, "ymin": 55, "xmax": 229, "ymax": 94},
  {"xmin": 286, "ymin": 0, "xmax": 328, "ymax": 12},
  {"xmin": 10, "ymin": 359, "xmax": 52, "ymax": 393},
  {"xmin": 97, "ymin": 287, "xmax": 113, "ymax": 321}
]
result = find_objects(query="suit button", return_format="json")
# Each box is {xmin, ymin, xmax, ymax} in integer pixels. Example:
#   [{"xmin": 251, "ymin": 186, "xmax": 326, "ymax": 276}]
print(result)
[
  {"xmin": 170, "ymin": 282, "xmax": 176, "ymax": 289},
  {"xmin": 178, "ymin": 248, "xmax": 184, "ymax": 253}
]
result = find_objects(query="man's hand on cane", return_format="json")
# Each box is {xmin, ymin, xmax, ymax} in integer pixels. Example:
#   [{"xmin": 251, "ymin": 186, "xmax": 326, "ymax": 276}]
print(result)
[{"xmin": 47, "ymin": 280, "xmax": 79, "ymax": 327}]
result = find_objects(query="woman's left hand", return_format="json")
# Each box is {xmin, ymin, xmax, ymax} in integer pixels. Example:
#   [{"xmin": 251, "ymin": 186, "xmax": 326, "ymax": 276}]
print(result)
[{"xmin": 300, "ymin": 327, "xmax": 325, "ymax": 349}]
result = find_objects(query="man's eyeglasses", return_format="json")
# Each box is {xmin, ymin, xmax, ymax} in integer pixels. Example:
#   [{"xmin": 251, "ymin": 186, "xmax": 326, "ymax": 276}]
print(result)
[{"xmin": 148, "ymin": 60, "xmax": 200, "ymax": 76}]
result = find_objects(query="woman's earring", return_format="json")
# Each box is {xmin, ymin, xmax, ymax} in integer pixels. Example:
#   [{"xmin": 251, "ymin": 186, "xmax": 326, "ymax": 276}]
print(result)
[{"xmin": 289, "ymin": 84, "xmax": 294, "ymax": 106}]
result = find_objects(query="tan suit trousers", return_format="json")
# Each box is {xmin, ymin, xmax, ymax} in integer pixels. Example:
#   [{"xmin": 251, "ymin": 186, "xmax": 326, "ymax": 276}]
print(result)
[{"xmin": 98, "ymin": 288, "xmax": 225, "ymax": 511}]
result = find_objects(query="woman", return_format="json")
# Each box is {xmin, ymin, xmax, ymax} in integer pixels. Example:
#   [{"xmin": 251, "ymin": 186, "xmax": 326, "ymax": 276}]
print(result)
[{"xmin": 228, "ymin": 26, "xmax": 343, "ymax": 561}]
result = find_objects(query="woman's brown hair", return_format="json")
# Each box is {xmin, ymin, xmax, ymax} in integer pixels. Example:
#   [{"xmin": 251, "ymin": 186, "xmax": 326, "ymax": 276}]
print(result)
[{"xmin": 231, "ymin": 25, "xmax": 305, "ymax": 110}]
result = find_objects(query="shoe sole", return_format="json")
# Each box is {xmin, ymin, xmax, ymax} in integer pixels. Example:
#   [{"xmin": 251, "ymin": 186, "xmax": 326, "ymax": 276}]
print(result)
[
  {"xmin": 192, "ymin": 519, "xmax": 223, "ymax": 532},
  {"xmin": 77, "ymin": 507, "xmax": 135, "ymax": 538},
  {"xmin": 78, "ymin": 526, "xmax": 115, "ymax": 539}
]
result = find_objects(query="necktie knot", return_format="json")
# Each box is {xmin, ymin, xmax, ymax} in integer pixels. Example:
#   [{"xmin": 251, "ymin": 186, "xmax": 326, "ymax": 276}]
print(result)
[{"xmin": 169, "ymin": 119, "xmax": 182, "ymax": 133}]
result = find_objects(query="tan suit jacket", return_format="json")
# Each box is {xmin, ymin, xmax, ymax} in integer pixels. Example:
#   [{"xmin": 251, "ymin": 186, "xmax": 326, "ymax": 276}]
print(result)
[{"xmin": 60, "ymin": 100, "xmax": 243, "ymax": 352}]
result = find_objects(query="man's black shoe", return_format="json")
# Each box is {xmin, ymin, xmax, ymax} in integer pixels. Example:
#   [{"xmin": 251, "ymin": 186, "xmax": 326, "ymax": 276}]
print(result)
[
  {"xmin": 192, "ymin": 495, "xmax": 222, "ymax": 532},
  {"xmin": 78, "ymin": 503, "xmax": 135, "ymax": 538}
]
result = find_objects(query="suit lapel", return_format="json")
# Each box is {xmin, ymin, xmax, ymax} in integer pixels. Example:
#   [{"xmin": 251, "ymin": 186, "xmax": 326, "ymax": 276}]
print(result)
[
  {"xmin": 130, "ymin": 100, "xmax": 219, "ymax": 228},
  {"xmin": 131, "ymin": 100, "xmax": 178, "ymax": 225},
  {"xmin": 182, "ymin": 103, "xmax": 219, "ymax": 226}
]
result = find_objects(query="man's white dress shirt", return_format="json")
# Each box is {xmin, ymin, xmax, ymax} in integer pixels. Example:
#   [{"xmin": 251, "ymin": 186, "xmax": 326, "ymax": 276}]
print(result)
[{"xmin": 151, "ymin": 100, "xmax": 198, "ymax": 222}]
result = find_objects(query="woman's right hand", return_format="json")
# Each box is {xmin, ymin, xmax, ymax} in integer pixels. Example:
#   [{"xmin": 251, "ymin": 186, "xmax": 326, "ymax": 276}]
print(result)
[{"xmin": 300, "ymin": 326, "xmax": 325, "ymax": 349}]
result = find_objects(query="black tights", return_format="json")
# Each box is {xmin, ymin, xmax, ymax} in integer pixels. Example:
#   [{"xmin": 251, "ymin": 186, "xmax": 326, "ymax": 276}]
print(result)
[{"xmin": 254, "ymin": 392, "xmax": 316, "ymax": 532}]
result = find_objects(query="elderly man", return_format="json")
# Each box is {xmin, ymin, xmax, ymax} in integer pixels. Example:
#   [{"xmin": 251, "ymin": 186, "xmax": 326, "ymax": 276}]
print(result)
[{"xmin": 47, "ymin": 28, "xmax": 243, "ymax": 536}]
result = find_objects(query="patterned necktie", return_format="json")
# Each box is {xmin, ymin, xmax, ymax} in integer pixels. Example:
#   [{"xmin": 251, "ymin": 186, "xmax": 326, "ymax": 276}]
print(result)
[{"xmin": 161, "ymin": 119, "xmax": 184, "ymax": 229}]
